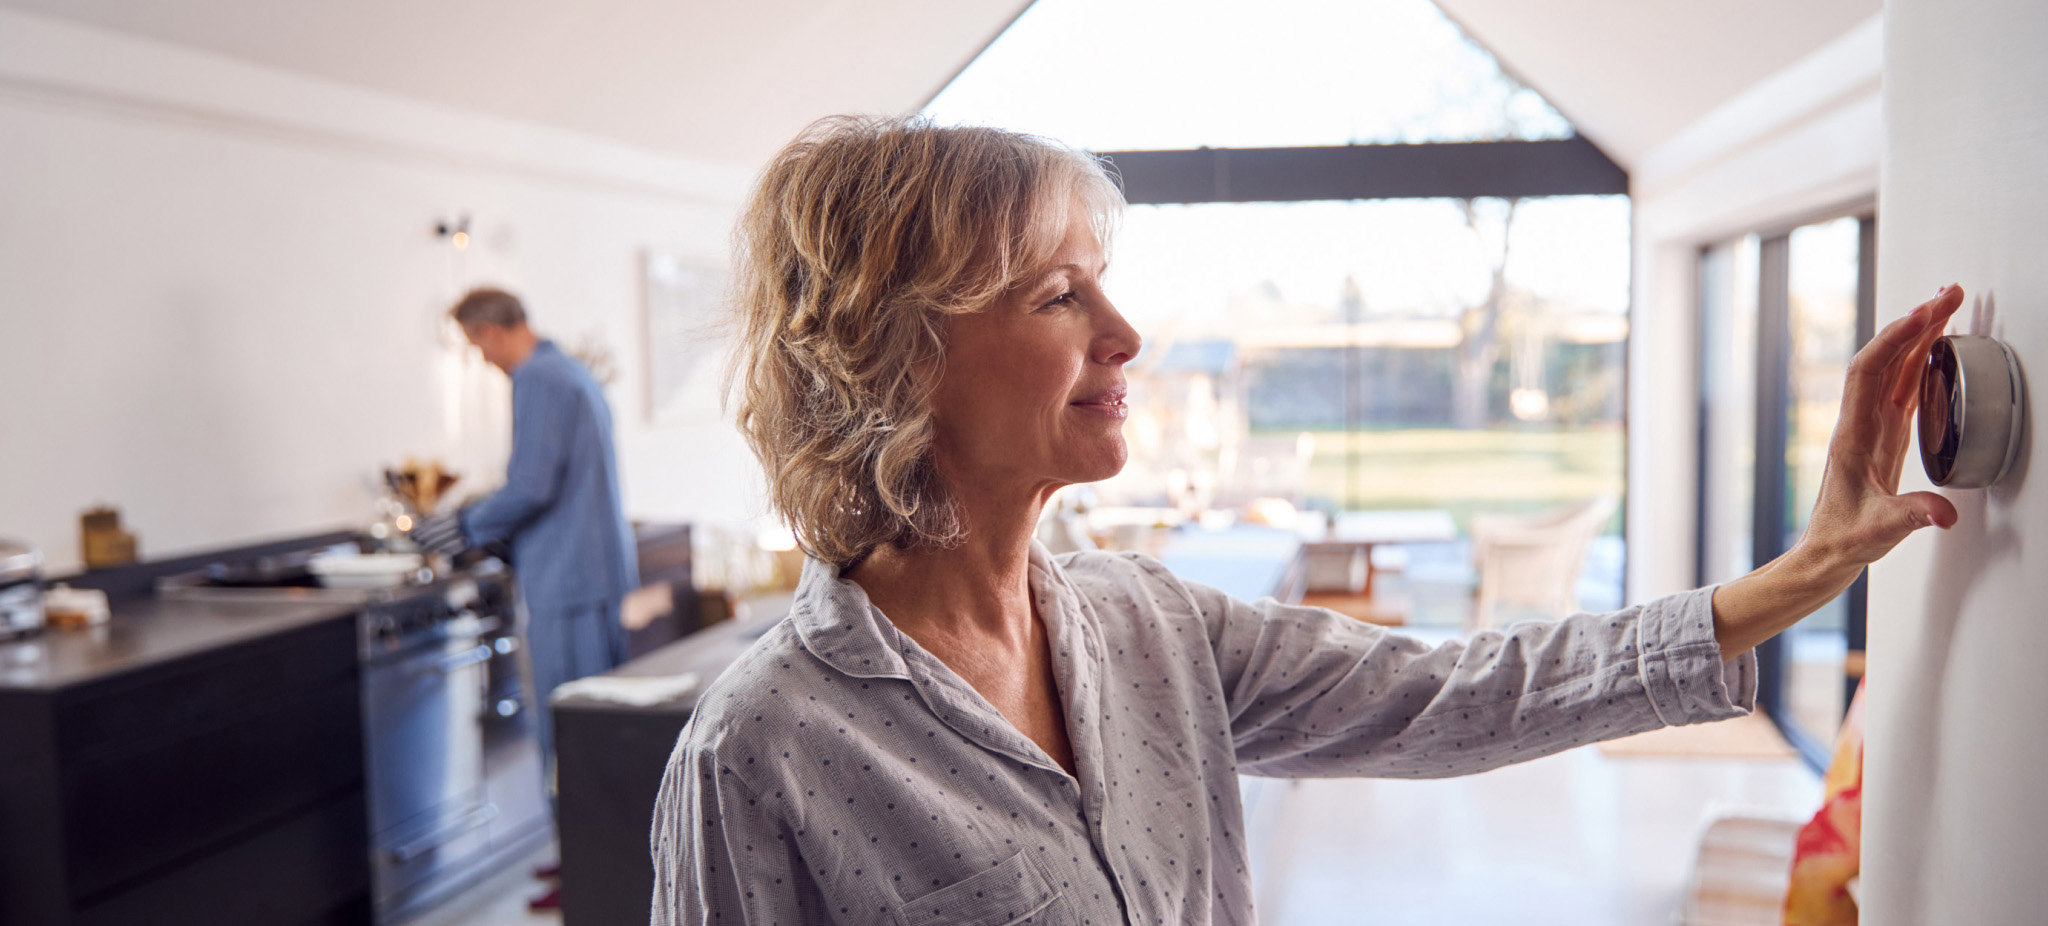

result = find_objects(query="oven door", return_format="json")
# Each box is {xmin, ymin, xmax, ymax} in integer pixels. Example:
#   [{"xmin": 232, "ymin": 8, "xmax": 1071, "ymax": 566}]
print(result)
[
  {"xmin": 361, "ymin": 620, "xmax": 491, "ymax": 917},
  {"xmin": 479, "ymin": 620, "xmax": 550, "ymax": 853}
]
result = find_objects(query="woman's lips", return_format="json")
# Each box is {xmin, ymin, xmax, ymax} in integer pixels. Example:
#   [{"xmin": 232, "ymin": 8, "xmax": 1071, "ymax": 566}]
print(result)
[{"xmin": 1071, "ymin": 385, "xmax": 1129, "ymax": 419}]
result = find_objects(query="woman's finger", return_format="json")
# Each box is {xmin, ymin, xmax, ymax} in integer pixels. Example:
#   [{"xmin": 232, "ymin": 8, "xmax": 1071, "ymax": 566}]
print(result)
[
  {"xmin": 1854, "ymin": 285, "xmax": 1956, "ymax": 394},
  {"xmin": 1852, "ymin": 286, "xmax": 1961, "ymax": 470},
  {"xmin": 1837, "ymin": 287, "xmax": 1953, "ymax": 454},
  {"xmin": 1888, "ymin": 286, "xmax": 1966, "ymax": 407},
  {"xmin": 1881, "ymin": 289, "xmax": 1967, "ymax": 483},
  {"xmin": 1877, "ymin": 322, "xmax": 1940, "ymax": 479}
]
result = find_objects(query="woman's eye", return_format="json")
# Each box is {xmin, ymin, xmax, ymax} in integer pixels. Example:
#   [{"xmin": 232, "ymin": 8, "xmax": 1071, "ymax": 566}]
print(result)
[{"xmin": 1041, "ymin": 292, "xmax": 1077, "ymax": 311}]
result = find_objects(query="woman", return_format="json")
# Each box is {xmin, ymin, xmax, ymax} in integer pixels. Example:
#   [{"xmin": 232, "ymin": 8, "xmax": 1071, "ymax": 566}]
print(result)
[{"xmin": 652, "ymin": 115, "xmax": 1962, "ymax": 925}]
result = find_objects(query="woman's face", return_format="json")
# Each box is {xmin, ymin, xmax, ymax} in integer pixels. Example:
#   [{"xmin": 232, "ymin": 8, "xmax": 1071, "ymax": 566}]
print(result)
[{"xmin": 929, "ymin": 199, "xmax": 1143, "ymax": 503}]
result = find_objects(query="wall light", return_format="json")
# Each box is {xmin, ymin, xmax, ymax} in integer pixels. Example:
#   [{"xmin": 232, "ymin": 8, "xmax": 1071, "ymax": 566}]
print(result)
[{"xmin": 435, "ymin": 214, "xmax": 472, "ymax": 250}]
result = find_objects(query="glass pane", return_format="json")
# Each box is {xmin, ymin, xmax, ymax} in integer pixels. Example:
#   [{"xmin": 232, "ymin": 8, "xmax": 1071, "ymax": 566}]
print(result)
[
  {"xmin": 1698, "ymin": 236, "xmax": 1759, "ymax": 584},
  {"xmin": 1088, "ymin": 196, "xmax": 1628, "ymax": 626},
  {"xmin": 1783, "ymin": 216, "xmax": 1862, "ymax": 744},
  {"xmin": 924, "ymin": 0, "xmax": 1573, "ymax": 151}
]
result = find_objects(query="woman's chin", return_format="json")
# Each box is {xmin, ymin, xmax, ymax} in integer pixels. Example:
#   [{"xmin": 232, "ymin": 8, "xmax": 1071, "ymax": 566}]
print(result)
[{"xmin": 1062, "ymin": 443, "xmax": 1127, "ymax": 485}]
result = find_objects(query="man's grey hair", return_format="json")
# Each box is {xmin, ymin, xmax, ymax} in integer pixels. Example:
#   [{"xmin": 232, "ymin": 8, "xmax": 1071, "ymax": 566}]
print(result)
[{"xmin": 450, "ymin": 287, "xmax": 528, "ymax": 329}]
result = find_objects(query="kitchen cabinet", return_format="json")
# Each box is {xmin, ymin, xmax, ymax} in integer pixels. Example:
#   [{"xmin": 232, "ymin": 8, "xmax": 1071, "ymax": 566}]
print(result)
[
  {"xmin": 0, "ymin": 598, "xmax": 371, "ymax": 926},
  {"xmin": 552, "ymin": 595, "xmax": 786, "ymax": 926}
]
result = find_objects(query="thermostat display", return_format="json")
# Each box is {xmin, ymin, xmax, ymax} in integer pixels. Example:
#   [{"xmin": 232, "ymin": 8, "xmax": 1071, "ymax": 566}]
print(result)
[{"xmin": 1919, "ymin": 334, "xmax": 2025, "ymax": 489}]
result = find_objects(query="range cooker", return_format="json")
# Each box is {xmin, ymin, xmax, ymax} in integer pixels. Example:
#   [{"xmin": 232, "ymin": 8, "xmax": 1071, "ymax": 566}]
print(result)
[{"xmin": 159, "ymin": 556, "xmax": 549, "ymax": 923}]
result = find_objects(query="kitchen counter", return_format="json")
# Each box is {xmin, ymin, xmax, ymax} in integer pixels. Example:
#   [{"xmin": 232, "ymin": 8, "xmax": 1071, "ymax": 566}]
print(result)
[
  {"xmin": 0, "ymin": 531, "xmax": 392, "ymax": 926},
  {"xmin": 0, "ymin": 594, "xmax": 360, "ymax": 692},
  {"xmin": 0, "ymin": 593, "xmax": 372, "ymax": 926},
  {"xmin": 551, "ymin": 595, "xmax": 790, "ymax": 926}
]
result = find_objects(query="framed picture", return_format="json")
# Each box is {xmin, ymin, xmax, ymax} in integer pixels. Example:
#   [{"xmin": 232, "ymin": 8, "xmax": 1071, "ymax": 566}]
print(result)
[{"xmin": 642, "ymin": 252, "xmax": 727, "ymax": 424}]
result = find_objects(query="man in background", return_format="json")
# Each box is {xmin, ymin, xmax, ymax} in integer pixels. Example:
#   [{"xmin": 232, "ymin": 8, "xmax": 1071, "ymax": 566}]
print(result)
[{"xmin": 412, "ymin": 286, "xmax": 637, "ymax": 909}]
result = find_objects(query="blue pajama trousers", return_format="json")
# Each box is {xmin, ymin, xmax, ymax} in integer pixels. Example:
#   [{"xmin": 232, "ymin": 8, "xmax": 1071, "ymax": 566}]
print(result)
[{"xmin": 525, "ymin": 597, "xmax": 628, "ymax": 770}]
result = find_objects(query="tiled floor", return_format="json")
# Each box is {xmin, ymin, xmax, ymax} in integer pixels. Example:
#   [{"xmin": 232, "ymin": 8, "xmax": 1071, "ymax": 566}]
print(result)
[
  {"xmin": 1250, "ymin": 746, "xmax": 1820, "ymax": 925},
  {"xmin": 1239, "ymin": 628, "xmax": 1824, "ymax": 925}
]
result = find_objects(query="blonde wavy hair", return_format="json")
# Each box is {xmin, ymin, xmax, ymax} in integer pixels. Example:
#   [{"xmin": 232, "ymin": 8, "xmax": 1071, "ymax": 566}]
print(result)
[{"xmin": 730, "ymin": 115, "xmax": 1123, "ymax": 566}]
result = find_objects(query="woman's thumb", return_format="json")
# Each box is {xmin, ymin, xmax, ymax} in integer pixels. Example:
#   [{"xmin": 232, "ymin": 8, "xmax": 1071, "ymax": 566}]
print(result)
[{"xmin": 1898, "ymin": 491, "xmax": 1959, "ymax": 530}]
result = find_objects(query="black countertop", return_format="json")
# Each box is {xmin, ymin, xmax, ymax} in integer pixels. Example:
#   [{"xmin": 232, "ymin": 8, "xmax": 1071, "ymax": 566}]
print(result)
[
  {"xmin": 0, "ymin": 595, "xmax": 360, "ymax": 693},
  {"xmin": 551, "ymin": 592, "xmax": 792, "ymax": 718}
]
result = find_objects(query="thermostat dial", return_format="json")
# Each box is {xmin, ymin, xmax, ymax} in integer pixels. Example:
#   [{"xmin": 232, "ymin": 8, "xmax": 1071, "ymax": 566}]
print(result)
[{"xmin": 1918, "ymin": 334, "xmax": 2025, "ymax": 489}]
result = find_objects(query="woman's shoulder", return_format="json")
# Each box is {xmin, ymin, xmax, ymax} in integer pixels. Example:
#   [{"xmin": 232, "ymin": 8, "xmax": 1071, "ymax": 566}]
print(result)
[
  {"xmin": 1052, "ymin": 548, "xmax": 1196, "ymax": 604},
  {"xmin": 678, "ymin": 620, "xmax": 821, "ymax": 755}
]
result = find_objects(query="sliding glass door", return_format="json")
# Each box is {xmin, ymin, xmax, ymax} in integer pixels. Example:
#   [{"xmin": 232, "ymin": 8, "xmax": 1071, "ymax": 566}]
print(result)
[{"xmin": 1697, "ymin": 212, "xmax": 1874, "ymax": 767}]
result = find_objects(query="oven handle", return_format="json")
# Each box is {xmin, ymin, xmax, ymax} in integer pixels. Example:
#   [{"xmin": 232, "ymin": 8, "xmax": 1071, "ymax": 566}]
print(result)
[
  {"xmin": 427, "ymin": 644, "xmax": 493, "ymax": 675},
  {"xmin": 385, "ymin": 802, "xmax": 500, "ymax": 864}
]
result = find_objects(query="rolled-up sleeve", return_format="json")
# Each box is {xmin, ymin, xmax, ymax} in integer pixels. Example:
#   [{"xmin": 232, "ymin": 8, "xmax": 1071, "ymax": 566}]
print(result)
[{"xmin": 1170, "ymin": 573, "xmax": 1755, "ymax": 779}]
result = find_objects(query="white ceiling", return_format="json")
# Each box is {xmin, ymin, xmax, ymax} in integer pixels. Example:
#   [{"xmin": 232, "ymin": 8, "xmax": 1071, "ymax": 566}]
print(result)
[
  {"xmin": 5, "ymin": 0, "xmax": 1878, "ymax": 171},
  {"xmin": 0, "ymin": 0, "xmax": 1032, "ymax": 168},
  {"xmin": 1434, "ymin": 0, "xmax": 1880, "ymax": 166}
]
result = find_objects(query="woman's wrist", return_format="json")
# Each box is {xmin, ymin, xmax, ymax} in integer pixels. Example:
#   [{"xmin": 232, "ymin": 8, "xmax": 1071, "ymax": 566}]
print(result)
[{"xmin": 1710, "ymin": 541, "xmax": 1866, "ymax": 659}]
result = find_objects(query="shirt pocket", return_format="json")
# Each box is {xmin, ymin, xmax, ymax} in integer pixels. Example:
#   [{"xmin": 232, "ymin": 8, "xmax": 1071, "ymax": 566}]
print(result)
[{"xmin": 897, "ymin": 850, "xmax": 1063, "ymax": 926}]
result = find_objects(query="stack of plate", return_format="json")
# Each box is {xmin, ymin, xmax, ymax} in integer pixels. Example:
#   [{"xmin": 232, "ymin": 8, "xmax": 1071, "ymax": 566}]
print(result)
[{"xmin": 308, "ymin": 552, "xmax": 425, "ymax": 589}]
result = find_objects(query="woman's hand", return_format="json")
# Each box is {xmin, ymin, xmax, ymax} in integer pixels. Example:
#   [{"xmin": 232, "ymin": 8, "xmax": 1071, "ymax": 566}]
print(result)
[
  {"xmin": 1797, "ymin": 283, "xmax": 1965, "ymax": 566},
  {"xmin": 1710, "ymin": 284, "xmax": 1965, "ymax": 659}
]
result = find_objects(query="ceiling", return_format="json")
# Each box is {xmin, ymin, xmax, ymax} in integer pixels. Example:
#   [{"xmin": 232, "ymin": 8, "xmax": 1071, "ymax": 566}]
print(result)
[
  {"xmin": 5, "ymin": 0, "xmax": 1878, "ymax": 171},
  {"xmin": 1434, "ymin": 0, "xmax": 1880, "ymax": 166},
  {"xmin": 0, "ymin": 0, "xmax": 1031, "ymax": 168}
]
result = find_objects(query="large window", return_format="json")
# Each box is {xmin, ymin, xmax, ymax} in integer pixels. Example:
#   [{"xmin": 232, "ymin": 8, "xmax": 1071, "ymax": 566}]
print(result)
[
  {"xmin": 928, "ymin": 0, "xmax": 1630, "ymax": 626},
  {"xmin": 925, "ymin": 0, "xmax": 1573, "ymax": 150},
  {"xmin": 1096, "ymin": 197, "xmax": 1629, "ymax": 621}
]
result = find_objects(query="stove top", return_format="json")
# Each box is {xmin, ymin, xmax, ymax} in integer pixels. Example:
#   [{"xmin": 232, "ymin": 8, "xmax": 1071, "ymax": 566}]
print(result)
[{"xmin": 157, "ymin": 558, "xmax": 514, "ymax": 657}]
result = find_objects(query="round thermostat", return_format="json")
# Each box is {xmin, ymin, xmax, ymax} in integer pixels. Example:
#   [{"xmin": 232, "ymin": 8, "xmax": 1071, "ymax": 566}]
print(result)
[{"xmin": 1918, "ymin": 334, "xmax": 2025, "ymax": 489}]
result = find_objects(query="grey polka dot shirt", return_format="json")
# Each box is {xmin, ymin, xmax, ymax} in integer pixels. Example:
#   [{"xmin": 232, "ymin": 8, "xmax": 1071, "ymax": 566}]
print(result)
[{"xmin": 651, "ymin": 543, "xmax": 1755, "ymax": 925}]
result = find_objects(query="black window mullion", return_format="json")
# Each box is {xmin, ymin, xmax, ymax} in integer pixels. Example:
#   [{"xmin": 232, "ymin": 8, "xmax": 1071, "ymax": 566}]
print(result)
[{"xmin": 1751, "ymin": 233, "xmax": 1834, "ymax": 767}]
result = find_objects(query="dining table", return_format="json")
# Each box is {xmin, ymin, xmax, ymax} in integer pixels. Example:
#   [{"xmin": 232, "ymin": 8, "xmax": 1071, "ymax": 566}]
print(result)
[{"xmin": 1302, "ymin": 508, "xmax": 1459, "ymax": 599}]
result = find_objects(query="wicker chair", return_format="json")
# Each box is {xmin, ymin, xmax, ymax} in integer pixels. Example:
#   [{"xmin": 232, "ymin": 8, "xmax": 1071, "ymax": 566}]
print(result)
[{"xmin": 1468, "ymin": 495, "xmax": 1617, "ymax": 632}]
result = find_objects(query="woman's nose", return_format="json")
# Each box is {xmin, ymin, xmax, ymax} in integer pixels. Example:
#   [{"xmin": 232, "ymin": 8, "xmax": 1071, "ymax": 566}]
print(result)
[{"xmin": 1094, "ymin": 300, "xmax": 1142, "ymax": 366}]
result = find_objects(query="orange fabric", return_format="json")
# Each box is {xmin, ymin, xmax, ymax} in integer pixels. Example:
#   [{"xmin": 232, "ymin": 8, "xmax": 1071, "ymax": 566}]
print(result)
[{"xmin": 1784, "ymin": 680, "xmax": 1867, "ymax": 925}]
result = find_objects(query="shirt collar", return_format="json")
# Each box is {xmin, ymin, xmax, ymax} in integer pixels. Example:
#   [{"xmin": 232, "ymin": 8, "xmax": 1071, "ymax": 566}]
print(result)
[
  {"xmin": 788, "ymin": 541, "xmax": 1101, "ymax": 777},
  {"xmin": 788, "ymin": 541, "xmax": 1088, "ymax": 680},
  {"xmin": 510, "ymin": 339, "xmax": 557, "ymax": 377},
  {"xmin": 787, "ymin": 553, "xmax": 914, "ymax": 680}
]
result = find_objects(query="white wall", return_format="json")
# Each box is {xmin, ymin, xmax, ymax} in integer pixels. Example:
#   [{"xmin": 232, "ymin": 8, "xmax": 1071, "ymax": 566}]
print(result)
[
  {"xmin": 1625, "ymin": 15, "xmax": 1883, "ymax": 600},
  {"xmin": 1864, "ymin": 0, "xmax": 2048, "ymax": 920},
  {"xmin": 0, "ymin": 9, "xmax": 761, "ymax": 572}
]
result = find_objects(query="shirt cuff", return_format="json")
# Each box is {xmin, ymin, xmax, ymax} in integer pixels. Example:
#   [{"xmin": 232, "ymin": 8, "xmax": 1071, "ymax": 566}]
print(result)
[{"xmin": 1636, "ymin": 584, "xmax": 1757, "ymax": 727}]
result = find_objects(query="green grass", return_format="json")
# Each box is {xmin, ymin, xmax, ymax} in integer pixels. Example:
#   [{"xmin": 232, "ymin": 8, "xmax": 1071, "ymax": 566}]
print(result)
[{"xmin": 1262, "ymin": 425, "xmax": 1624, "ymax": 533}]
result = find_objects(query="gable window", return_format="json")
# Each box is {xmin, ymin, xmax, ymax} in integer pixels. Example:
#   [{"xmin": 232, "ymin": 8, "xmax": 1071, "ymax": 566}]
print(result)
[{"xmin": 928, "ymin": 0, "xmax": 1630, "ymax": 626}]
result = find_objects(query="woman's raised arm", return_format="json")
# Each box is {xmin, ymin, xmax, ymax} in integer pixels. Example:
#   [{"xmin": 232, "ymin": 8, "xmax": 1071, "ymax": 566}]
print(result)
[{"xmin": 1709, "ymin": 283, "xmax": 1967, "ymax": 659}]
